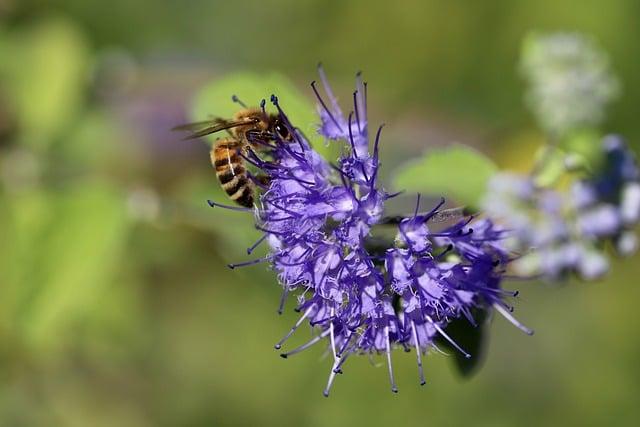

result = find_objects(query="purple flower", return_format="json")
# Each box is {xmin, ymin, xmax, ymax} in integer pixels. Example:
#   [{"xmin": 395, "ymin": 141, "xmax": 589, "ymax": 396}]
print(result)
[
  {"xmin": 219, "ymin": 68, "xmax": 529, "ymax": 395},
  {"xmin": 483, "ymin": 136, "xmax": 640, "ymax": 280}
]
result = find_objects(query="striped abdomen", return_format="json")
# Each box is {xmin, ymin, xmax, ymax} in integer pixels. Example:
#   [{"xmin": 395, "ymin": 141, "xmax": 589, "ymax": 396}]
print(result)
[{"xmin": 211, "ymin": 139, "xmax": 254, "ymax": 207}]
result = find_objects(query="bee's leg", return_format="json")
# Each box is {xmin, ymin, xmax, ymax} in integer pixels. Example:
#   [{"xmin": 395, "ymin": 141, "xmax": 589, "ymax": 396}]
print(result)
[
  {"xmin": 248, "ymin": 172, "xmax": 272, "ymax": 189},
  {"xmin": 246, "ymin": 130, "xmax": 276, "ymax": 148}
]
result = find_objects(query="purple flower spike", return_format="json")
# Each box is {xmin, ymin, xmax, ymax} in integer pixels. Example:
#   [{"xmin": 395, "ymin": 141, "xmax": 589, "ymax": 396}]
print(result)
[{"xmin": 219, "ymin": 70, "xmax": 527, "ymax": 394}]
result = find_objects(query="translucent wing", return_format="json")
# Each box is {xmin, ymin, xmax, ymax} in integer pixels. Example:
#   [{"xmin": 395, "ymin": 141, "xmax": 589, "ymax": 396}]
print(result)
[
  {"xmin": 172, "ymin": 118, "xmax": 259, "ymax": 140},
  {"xmin": 171, "ymin": 119, "xmax": 219, "ymax": 131}
]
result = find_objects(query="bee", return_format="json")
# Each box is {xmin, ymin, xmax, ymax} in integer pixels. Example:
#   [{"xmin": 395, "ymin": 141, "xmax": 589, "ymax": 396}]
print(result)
[{"xmin": 173, "ymin": 106, "xmax": 291, "ymax": 207}]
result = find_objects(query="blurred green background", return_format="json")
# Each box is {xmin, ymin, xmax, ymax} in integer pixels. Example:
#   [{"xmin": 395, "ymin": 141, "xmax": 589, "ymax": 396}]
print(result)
[{"xmin": 1, "ymin": 1, "xmax": 639, "ymax": 426}]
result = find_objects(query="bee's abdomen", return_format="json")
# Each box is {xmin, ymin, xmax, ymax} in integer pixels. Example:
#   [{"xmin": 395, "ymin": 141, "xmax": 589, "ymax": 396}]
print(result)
[{"xmin": 211, "ymin": 143, "xmax": 254, "ymax": 208}]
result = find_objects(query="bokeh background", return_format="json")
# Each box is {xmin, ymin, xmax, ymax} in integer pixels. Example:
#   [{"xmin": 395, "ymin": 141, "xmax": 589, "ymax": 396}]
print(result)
[{"xmin": 1, "ymin": 1, "xmax": 640, "ymax": 426}]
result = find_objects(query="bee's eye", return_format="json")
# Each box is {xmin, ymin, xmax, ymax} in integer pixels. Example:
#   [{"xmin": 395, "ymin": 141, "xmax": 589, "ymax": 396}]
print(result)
[{"xmin": 274, "ymin": 122, "xmax": 290, "ymax": 139}]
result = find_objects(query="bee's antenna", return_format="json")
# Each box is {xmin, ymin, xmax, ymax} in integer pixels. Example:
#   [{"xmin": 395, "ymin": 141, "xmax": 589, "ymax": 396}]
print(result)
[
  {"xmin": 260, "ymin": 99, "xmax": 266, "ymax": 114},
  {"xmin": 231, "ymin": 95, "xmax": 247, "ymax": 108}
]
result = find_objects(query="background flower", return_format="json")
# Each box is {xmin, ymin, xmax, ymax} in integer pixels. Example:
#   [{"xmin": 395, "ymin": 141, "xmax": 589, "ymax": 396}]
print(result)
[{"xmin": 520, "ymin": 32, "xmax": 619, "ymax": 137}]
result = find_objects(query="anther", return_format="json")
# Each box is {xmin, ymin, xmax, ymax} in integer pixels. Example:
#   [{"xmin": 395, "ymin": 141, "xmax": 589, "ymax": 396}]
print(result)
[
  {"xmin": 274, "ymin": 306, "xmax": 314, "ymax": 349},
  {"xmin": 493, "ymin": 303, "xmax": 534, "ymax": 335},
  {"xmin": 426, "ymin": 315, "xmax": 471, "ymax": 358},
  {"xmin": 207, "ymin": 199, "xmax": 253, "ymax": 212},
  {"xmin": 231, "ymin": 95, "xmax": 247, "ymax": 108}
]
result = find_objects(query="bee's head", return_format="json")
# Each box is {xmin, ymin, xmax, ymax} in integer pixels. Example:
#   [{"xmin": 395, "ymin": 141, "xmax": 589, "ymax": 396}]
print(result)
[
  {"xmin": 232, "ymin": 108, "xmax": 270, "ymax": 136},
  {"xmin": 268, "ymin": 115, "xmax": 293, "ymax": 142}
]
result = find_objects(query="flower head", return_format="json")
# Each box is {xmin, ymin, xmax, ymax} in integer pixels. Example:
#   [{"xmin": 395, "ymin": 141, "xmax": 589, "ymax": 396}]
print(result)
[{"xmin": 220, "ymin": 68, "xmax": 529, "ymax": 395}]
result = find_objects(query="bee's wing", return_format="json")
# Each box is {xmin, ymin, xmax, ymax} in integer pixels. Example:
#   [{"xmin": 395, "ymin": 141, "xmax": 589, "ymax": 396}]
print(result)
[
  {"xmin": 171, "ymin": 120, "xmax": 218, "ymax": 132},
  {"xmin": 172, "ymin": 118, "xmax": 259, "ymax": 140}
]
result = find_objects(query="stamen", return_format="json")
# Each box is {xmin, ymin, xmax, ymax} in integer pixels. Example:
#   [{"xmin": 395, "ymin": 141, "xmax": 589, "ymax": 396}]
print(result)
[
  {"xmin": 231, "ymin": 95, "xmax": 247, "ymax": 108},
  {"xmin": 431, "ymin": 342, "xmax": 449, "ymax": 356},
  {"xmin": 475, "ymin": 286, "xmax": 519, "ymax": 297},
  {"xmin": 347, "ymin": 112, "xmax": 359, "ymax": 159},
  {"xmin": 329, "ymin": 308, "xmax": 338, "ymax": 361},
  {"xmin": 336, "ymin": 330, "xmax": 354, "ymax": 358},
  {"xmin": 323, "ymin": 364, "xmax": 339, "ymax": 397},
  {"xmin": 274, "ymin": 306, "xmax": 314, "ymax": 349},
  {"xmin": 207, "ymin": 200, "xmax": 253, "ymax": 212},
  {"xmin": 423, "ymin": 197, "xmax": 446, "ymax": 221},
  {"xmin": 426, "ymin": 315, "xmax": 471, "ymax": 358},
  {"xmin": 269, "ymin": 95, "xmax": 306, "ymax": 148},
  {"xmin": 370, "ymin": 124, "xmax": 384, "ymax": 184},
  {"xmin": 353, "ymin": 91, "xmax": 361, "ymax": 133},
  {"xmin": 356, "ymin": 72, "xmax": 368, "ymax": 124},
  {"xmin": 362, "ymin": 80, "xmax": 368, "ymax": 127},
  {"xmin": 411, "ymin": 321, "xmax": 426, "ymax": 385},
  {"xmin": 276, "ymin": 256, "xmax": 314, "ymax": 268},
  {"xmin": 247, "ymin": 234, "xmax": 268, "ymax": 255},
  {"xmin": 413, "ymin": 193, "xmax": 422, "ymax": 218},
  {"xmin": 277, "ymin": 140, "xmax": 307, "ymax": 163},
  {"xmin": 333, "ymin": 345, "xmax": 355, "ymax": 372},
  {"xmin": 384, "ymin": 325, "xmax": 398, "ymax": 393},
  {"xmin": 267, "ymin": 200, "xmax": 305, "ymax": 218},
  {"xmin": 317, "ymin": 63, "xmax": 344, "ymax": 117},
  {"xmin": 332, "ymin": 164, "xmax": 359, "ymax": 205},
  {"xmin": 255, "ymin": 225, "xmax": 289, "ymax": 237},
  {"xmin": 373, "ymin": 124, "xmax": 383, "ymax": 161},
  {"xmin": 227, "ymin": 256, "xmax": 271, "ymax": 269},
  {"xmin": 280, "ymin": 328, "xmax": 331, "ymax": 358},
  {"xmin": 493, "ymin": 303, "xmax": 534, "ymax": 335},
  {"xmin": 277, "ymin": 285, "xmax": 288, "ymax": 315},
  {"xmin": 265, "ymin": 215, "xmax": 296, "ymax": 223},
  {"xmin": 386, "ymin": 190, "xmax": 405, "ymax": 199},
  {"xmin": 502, "ymin": 274, "xmax": 544, "ymax": 281},
  {"xmin": 311, "ymin": 80, "xmax": 343, "ymax": 131},
  {"xmin": 436, "ymin": 244, "xmax": 454, "ymax": 259}
]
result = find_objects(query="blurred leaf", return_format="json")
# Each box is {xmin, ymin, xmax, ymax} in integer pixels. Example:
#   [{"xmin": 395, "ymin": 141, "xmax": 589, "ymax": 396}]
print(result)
[
  {"xmin": 175, "ymin": 178, "xmax": 263, "ymax": 257},
  {"xmin": 562, "ymin": 129, "xmax": 604, "ymax": 172},
  {"xmin": 532, "ymin": 145, "xmax": 566, "ymax": 187},
  {"xmin": 0, "ymin": 17, "xmax": 89, "ymax": 149},
  {"xmin": 436, "ymin": 308, "xmax": 490, "ymax": 377},
  {"xmin": 393, "ymin": 145, "xmax": 498, "ymax": 207},
  {"xmin": 11, "ymin": 181, "xmax": 130, "ymax": 351},
  {"xmin": 191, "ymin": 71, "xmax": 336, "ymax": 160},
  {"xmin": 0, "ymin": 189, "xmax": 52, "ymax": 327},
  {"xmin": 62, "ymin": 109, "xmax": 126, "ymax": 167}
]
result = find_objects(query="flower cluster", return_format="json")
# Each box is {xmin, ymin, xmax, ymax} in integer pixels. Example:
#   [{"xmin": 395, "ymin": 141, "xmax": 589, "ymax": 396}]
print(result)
[
  {"xmin": 520, "ymin": 32, "xmax": 619, "ymax": 137},
  {"xmin": 226, "ymin": 70, "xmax": 530, "ymax": 395},
  {"xmin": 483, "ymin": 136, "xmax": 640, "ymax": 280}
]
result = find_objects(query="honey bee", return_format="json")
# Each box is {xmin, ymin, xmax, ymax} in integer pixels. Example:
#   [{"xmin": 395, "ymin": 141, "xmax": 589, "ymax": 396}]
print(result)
[{"xmin": 173, "ymin": 106, "xmax": 291, "ymax": 207}]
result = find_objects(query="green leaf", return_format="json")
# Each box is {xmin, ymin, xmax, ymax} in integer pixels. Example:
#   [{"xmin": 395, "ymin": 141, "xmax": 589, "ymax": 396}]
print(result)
[
  {"xmin": 436, "ymin": 308, "xmax": 490, "ymax": 378},
  {"xmin": 562, "ymin": 129, "xmax": 604, "ymax": 172},
  {"xmin": 177, "ymin": 179, "xmax": 263, "ymax": 256},
  {"xmin": 11, "ymin": 181, "xmax": 130, "ymax": 351},
  {"xmin": 532, "ymin": 145, "xmax": 566, "ymax": 187},
  {"xmin": 190, "ymin": 71, "xmax": 336, "ymax": 160},
  {"xmin": 0, "ymin": 18, "xmax": 89, "ymax": 149},
  {"xmin": 393, "ymin": 145, "xmax": 498, "ymax": 207}
]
